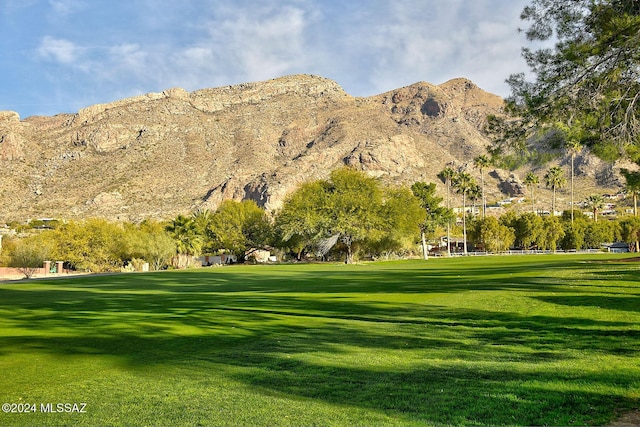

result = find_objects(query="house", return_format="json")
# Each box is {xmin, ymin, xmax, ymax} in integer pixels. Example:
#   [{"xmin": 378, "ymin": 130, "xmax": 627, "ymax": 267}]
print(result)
[{"xmin": 602, "ymin": 242, "xmax": 630, "ymax": 253}]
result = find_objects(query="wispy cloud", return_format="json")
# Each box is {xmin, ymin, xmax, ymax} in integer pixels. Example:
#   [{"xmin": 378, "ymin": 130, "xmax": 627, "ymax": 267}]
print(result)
[
  {"xmin": 37, "ymin": 36, "xmax": 81, "ymax": 63},
  {"xmin": 7, "ymin": 0, "xmax": 533, "ymax": 117},
  {"xmin": 48, "ymin": 0, "xmax": 85, "ymax": 16},
  {"xmin": 205, "ymin": 4, "xmax": 315, "ymax": 82}
]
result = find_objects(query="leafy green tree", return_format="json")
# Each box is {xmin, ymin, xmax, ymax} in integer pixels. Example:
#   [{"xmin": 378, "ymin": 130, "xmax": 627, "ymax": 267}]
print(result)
[
  {"xmin": 452, "ymin": 171, "xmax": 477, "ymax": 254},
  {"xmin": 514, "ymin": 212, "xmax": 544, "ymax": 250},
  {"xmin": 276, "ymin": 168, "xmax": 423, "ymax": 264},
  {"xmin": 523, "ymin": 172, "xmax": 540, "ymax": 213},
  {"xmin": 323, "ymin": 168, "xmax": 389, "ymax": 263},
  {"xmin": 584, "ymin": 220, "xmax": 620, "ymax": 249},
  {"xmin": 470, "ymin": 216, "xmax": 515, "ymax": 253},
  {"xmin": 473, "ymin": 155, "xmax": 491, "ymax": 218},
  {"xmin": 540, "ymin": 215, "xmax": 565, "ymax": 252},
  {"xmin": 376, "ymin": 187, "xmax": 425, "ymax": 258},
  {"xmin": 49, "ymin": 219, "xmax": 126, "ymax": 272},
  {"xmin": 123, "ymin": 220, "xmax": 175, "ymax": 270},
  {"xmin": 411, "ymin": 182, "xmax": 452, "ymax": 259},
  {"xmin": 544, "ymin": 166, "xmax": 566, "ymax": 214},
  {"xmin": 275, "ymin": 180, "xmax": 332, "ymax": 260},
  {"xmin": 560, "ymin": 219, "xmax": 587, "ymax": 251},
  {"xmin": 208, "ymin": 200, "xmax": 272, "ymax": 262},
  {"xmin": 620, "ymin": 216, "xmax": 640, "ymax": 252},
  {"xmin": 507, "ymin": 0, "xmax": 640, "ymax": 163},
  {"xmin": 9, "ymin": 237, "xmax": 49, "ymax": 279}
]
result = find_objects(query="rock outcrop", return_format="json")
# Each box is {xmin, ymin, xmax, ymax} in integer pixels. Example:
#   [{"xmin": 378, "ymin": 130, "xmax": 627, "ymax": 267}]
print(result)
[{"xmin": 0, "ymin": 74, "xmax": 622, "ymax": 221}]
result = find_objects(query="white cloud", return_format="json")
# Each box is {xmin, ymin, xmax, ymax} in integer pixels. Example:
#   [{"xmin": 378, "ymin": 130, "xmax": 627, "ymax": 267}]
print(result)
[
  {"xmin": 48, "ymin": 0, "xmax": 85, "ymax": 16},
  {"xmin": 37, "ymin": 36, "xmax": 80, "ymax": 64},
  {"xmin": 205, "ymin": 4, "xmax": 314, "ymax": 82}
]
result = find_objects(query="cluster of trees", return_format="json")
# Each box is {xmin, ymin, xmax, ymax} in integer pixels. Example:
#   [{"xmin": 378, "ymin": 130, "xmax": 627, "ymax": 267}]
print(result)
[
  {"xmin": 3, "ymin": 165, "xmax": 640, "ymax": 277},
  {"xmin": 469, "ymin": 211, "xmax": 640, "ymax": 253},
  {"xmin": 0, "ymin": 169, "xmax": 437, "ymax": 272}
]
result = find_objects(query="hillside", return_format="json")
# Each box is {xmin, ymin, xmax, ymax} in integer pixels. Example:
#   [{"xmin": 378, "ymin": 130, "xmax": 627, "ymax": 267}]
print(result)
[{"xmin": 0, "ymin": 74, "xmax": 624, "ymax": 221}]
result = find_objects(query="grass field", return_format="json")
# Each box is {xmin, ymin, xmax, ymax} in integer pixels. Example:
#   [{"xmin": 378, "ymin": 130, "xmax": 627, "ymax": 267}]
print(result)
[{"xmin": 0, "ymin": 253, "xmax": 639, "ymax": 426}]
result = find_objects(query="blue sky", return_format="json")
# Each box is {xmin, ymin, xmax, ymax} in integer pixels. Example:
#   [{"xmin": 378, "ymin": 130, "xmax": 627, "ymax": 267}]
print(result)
[{"xmin": 0, "ymin": 0, "xmax": 531, "ymax": 118}]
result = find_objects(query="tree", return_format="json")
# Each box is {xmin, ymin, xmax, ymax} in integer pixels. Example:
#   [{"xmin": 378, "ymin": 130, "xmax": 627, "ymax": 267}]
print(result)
[
  {"xmin": 523, "ymin": 172, "xmax": 540, "ymax": 213},
  {"xmin": 46, "ymin": 219, "xmax": 127, "ymax": 272},
  {"xmin": 9, "ymin": 238, "xmax": 48, "ymax": 279},
  {"xmin": 411, "ymin": 182, "xmax": 452, "ymax": 259},
  {"xmin": 323, "ymin": 168, "xmax": 386, "ymax": 263},
  {"xmin": 452, "ymin": 171, "xmax": 477, "ymax": 254},
  {"xmin": 124, "ymin": 220, "xmax": 176, "ymax": 270},
  {"xmin": 379, "ymin": 187, "xmax": 425, "ymax": 258},
  {"xmin": 584, "ymin": 220, "xmax": 620, "ymax": 249},
  {"xmin": 514, "ymin": 212, "xmax": 544, "ymax": 250},
  {"xmin": 544, "ymin": 166, "xmax": 566, "ymax": 214},
  {"xmin": 540, "ymin": 215, "xmax": 565, "ymax": 252},
  {"xmin": 585, "ymin": 194, "xmax": 605, "ymax": 222},
  {"xmin": 470, "ymin": 216, "xmax": 515, "ymax": 253},
  {"xmin": 166, "ymin": 214, "xmax": 203, "ymax": 267},
  {"xmin": 560, "ymin": 218, "xmax": 587, "ymax": 251},
  {"xmin": 620, "ymin": 216, "xmax": 640, "ymax": 252},
  {"xmin": 276, "ymin": 180, "xmax": 332, "ymax": 260},
  {"xmin": 563, "ymin": 138, "xmax": 582, "ymax": 223},
  {"xmin": 621, "ymin": 168, "xmax": 640, "ymax": 217},
  {"xmin": 473, "ymin": 155, "xmax": 491, "ymax": 218},
  {"xmin": 507, "ymin": 0, "xmax": 640, "ymax": 164},
  {"xmin": 438, "ymin": 166, "xmax": 457, "ymax": 256},
  {"xmin": 276, "ymin": 168, "xmax": 414, "ymax": 264},
  {"xmin": 208, "ymin": 200, "xmax": 272, "ymax": 262}
]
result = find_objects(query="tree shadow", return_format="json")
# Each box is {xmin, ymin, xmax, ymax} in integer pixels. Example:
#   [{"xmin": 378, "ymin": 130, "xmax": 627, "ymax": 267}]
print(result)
[{"xmin": 1, "ymin": 259, "xmax": 639, "ymax": 425}]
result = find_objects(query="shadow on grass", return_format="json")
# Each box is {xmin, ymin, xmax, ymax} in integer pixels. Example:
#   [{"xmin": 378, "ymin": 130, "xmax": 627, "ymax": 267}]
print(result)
[{"xmin": 1, "ymin": 257, "xmax": 639, "ymax": 425}]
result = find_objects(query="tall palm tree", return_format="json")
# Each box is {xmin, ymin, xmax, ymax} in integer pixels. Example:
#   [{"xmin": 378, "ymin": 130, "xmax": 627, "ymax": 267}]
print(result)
[
  {"xmin": 468, "ymin": 183, "xmax": 482, "ymax": 218},
  {"xmin": 438, "ymin": 166, "xmax": 456, "ymax": 256},
  {"xmin": 452, "ymin": 171, "xmax": 476, "ymax": 254},
  {"xmin": 523, "ymin": 172, "xmax": 540, "ymax": 214},
  {"xmin": 585, "ymin": 194, "xmax": 605, "ymax": 222},
  {"xmin": 621, "ymin": 169, "xmax": 640, "ymax": 217},
  {"xmin": 544, "ymin": 166, "xmax": 566, "ymax": 215},
  {"xmin": 473, "ymin": 154, "xmax": 491, "ymax": 218},
  {"xmin": 565, "ymin": 139, "xmax": 582, "ymax": 223}
]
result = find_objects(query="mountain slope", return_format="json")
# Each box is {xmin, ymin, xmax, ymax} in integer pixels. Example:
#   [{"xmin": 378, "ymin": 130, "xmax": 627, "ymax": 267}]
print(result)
[{"xmin": 0, "ymin": 74, "xmax": 619, "ymax": 221}]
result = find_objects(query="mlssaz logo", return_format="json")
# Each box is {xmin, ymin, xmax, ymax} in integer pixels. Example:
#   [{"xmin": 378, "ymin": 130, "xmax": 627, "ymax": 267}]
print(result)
[{"xmin": 40, "ymin": 403, "xmax": 87, "ymax": 413}]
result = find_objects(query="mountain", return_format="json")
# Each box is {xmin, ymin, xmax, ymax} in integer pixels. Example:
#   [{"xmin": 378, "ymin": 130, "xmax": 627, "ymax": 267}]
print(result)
[{"xmin": 0, "ymin": 74, "xmax": 622, "ymax": 222}]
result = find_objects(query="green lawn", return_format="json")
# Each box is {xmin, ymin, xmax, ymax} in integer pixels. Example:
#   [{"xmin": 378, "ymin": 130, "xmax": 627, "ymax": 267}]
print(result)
[{"xmin": 0, "ymin": 254, "xmax": 639, "ymax": 426}]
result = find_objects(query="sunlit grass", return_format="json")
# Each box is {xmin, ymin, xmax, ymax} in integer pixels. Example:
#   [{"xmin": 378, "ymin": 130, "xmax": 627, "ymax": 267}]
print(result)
[{"xmin": 0, "ymin": 253, "xmax": 638, "ymax": 426}]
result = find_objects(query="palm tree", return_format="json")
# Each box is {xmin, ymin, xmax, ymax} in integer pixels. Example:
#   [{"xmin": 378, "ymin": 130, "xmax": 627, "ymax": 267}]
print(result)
[
  {"xmin": 473, "ymin": 154, "xmax": 491, "ymax": 218},
  {"xmin": 544, "ymin": 166, "xmax": 566, "ymax": 215},
  {"xmin": 438, "ymin": 166, "xmax": 456, "ymax": 256},
  {"xmin": 621, "ymin": 169, "xmax": 640, "ymax": 217},
  {"xmin": 565, "ymin": 139, "xmax": 582, "ymax": 223},
  {"xmin": 452, "ymin": 171, "xmax": 476, "ymax": 254},
  {"xmin": 166, "ymin": 214, "xmax": 203, "ymax": 258},
  {"xmin": 585, "ymin": 194, "xmax": 605, "ymax": 222},
  {"xmin": 468, "ymin": 183, "xmax": 482, "ymax": 218},
  {"xmin": 523, "ymin": 172, "xmax": 540, "ymax": 214}
]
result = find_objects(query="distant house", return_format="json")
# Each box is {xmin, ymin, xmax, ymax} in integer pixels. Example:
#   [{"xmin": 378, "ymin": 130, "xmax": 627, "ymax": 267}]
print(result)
[
  {"xmin": 199, "ymin": 254, "xmax": 237, "ymax": 265},
  {"xmin": 602, "ymin": 242, "xmax": 630, "ymax": 253}
]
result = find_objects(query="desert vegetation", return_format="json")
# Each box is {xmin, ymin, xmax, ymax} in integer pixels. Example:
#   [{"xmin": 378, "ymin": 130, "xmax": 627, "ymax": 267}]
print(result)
[{"xmin": 2, "ymin": 167, "xmax": 640, "ymax": 276}]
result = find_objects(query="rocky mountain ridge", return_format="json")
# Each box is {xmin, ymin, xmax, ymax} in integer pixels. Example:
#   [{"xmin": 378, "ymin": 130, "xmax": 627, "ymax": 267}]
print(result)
[{"xmin": 0, "ymin": 74, "xmax": 622, "ymax": 221}]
